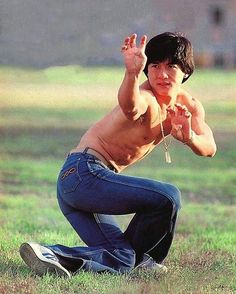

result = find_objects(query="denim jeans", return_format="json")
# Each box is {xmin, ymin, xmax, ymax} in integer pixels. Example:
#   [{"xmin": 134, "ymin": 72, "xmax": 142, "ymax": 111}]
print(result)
[{"xmin": 47, "ymin": 150, "xmax": 181, "ymax": 274}]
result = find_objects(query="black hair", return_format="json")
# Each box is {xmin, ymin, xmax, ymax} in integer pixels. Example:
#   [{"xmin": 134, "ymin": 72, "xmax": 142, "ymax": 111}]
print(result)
[{"xmin": 143, "ymin": 32, "xmax": 195, "ymax": 83}]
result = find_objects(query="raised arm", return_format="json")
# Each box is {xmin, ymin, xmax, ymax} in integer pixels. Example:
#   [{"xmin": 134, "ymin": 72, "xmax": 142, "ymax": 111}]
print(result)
[
  {"xmin": 168, "ymin": 100, "xmax": 217, "ymax": 157},
  {"xmin": 118, "ymin": 34, "xmax": 148, "ymax": 120}
]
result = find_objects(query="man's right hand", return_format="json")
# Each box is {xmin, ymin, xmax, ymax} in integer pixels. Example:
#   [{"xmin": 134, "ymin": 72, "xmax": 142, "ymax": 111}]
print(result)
[{"xmin": 121, "ymin": 34, "xmax": 147, "ymax": 76}]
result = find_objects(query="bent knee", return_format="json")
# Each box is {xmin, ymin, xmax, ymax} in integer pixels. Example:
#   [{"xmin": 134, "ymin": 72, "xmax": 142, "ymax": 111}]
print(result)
[{"xmin": 163, "ymin": 183, "xmax": 181, "ymax": 211}]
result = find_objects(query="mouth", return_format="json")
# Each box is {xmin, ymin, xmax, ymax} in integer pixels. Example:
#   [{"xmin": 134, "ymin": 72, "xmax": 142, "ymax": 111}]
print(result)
[{"xmin": 157, "ymin": 82, "xmax": 171, "ymax": 87}]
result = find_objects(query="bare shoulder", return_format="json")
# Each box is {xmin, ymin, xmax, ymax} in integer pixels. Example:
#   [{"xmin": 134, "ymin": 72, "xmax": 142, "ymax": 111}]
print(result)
[
  {"xmin": 140, "ymin": 80, "xmax": 151, "ymax": 91},
  {"xmin": 140, "ymin": 80, "xmax": 156, "ymax": 103},
  {"xmin": 178, "ymin": 89, "xmax": 205, "ymax": 117},
  {"xmin": 138, "ymin": 81, "xmax": 160, "ymax": 123}
]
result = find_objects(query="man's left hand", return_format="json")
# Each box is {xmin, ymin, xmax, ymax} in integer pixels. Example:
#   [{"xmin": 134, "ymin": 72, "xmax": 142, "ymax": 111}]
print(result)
[{"xmin": 167, "ymin": 103, "xmax": 193, "ymax": 144}]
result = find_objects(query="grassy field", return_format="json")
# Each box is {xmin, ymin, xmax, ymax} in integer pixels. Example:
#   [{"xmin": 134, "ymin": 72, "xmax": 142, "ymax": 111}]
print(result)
[{"xmin": 0, "ymin": 65, "xmax": 236, "ymax": 294}]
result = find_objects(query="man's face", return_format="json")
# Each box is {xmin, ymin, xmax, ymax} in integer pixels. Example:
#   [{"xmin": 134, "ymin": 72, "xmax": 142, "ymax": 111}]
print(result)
[{"xmin": 147, "ymin": 60, "xmax": 185, "ymax": 96}]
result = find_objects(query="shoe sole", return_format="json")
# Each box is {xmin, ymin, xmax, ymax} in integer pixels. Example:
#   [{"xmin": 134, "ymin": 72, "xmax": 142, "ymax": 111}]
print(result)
[{"xmin": 19, "ymin": 242, "xmax": 71, "ymax": 278}]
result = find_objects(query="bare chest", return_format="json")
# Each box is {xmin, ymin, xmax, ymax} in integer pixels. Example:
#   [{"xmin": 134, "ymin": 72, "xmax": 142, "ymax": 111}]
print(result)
[{"xmin": 137, "ymin": 114, "xmax": 172, "ymax": 146}]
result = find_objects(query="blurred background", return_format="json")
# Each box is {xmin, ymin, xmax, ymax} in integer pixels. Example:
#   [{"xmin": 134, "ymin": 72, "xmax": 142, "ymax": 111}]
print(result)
[
  {"xmin": 0, "ymin": 0, "xmax": 236, "ymax": 68},
  {"xmin": 0, "ymin": 1, "xmax": 236, "ymax": 292},
  {"xmin": 0, "ymin": 0, "xmax": 235, "ymax": 209}
]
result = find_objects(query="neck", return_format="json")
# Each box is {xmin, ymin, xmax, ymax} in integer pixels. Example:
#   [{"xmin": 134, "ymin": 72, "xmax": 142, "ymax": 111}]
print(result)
[
  {"xmin": 156, "ymin": 93, "xmax": 177, "ymax": 110},
  {"xmin": 150, "ymin": 83, "xmax": 178, "ymax": 109},
  {"xmin": 142, "ymin": 80, "xmax": 178, "ymax": 109}
]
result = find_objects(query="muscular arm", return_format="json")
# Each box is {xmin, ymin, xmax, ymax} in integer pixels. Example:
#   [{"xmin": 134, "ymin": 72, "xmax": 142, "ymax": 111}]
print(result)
[
  {"xmin": 118, "ymin": 72, "xmax": 148, "ymax": 120},
  {"xmin": 169, "ymin": 99, "xmax": 217, "ymax": 157},
  {"xmin": 118, "ymin": 34, "xmax": 148, "ymax": 120},
  {"xmin": 187, "ymin": 100, "xmax": 217, "ymax": 157}
]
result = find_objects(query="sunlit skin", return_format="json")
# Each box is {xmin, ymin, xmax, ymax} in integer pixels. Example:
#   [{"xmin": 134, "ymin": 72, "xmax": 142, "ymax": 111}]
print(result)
[
  {"xmin": 147, "ymin": 61, "xmax": 186, "ymax": 98},
  {"xmin": 73, "ymin": 34, "xmax": 216, "ymax": 172}
]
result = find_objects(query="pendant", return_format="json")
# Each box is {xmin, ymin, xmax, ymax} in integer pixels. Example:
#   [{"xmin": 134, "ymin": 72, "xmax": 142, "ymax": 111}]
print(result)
[{"xmin": 165, "ymin": 150, "xmax": 172, "ymax": 163}]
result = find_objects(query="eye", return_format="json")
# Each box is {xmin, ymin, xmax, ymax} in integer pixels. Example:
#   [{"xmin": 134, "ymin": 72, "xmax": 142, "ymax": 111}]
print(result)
[
  {"xmin": 168, "ymin": 64, "xmax": 178, "ymax": 69},
  {"xmin": 151, "ymin": 64, "xmax": 159, "ymax": 68}
]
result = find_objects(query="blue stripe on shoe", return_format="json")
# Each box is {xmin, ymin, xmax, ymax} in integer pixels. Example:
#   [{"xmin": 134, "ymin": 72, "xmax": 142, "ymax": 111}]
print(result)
[{"xmin": 42, "ymin": 252, "xmax": 58, "ymax": 261}]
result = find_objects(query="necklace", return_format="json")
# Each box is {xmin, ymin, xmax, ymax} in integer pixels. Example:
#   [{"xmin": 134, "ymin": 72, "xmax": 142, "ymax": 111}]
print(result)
[{"xmin": 158, "ymin": 106, "xmax": 172, "ymax": 163}]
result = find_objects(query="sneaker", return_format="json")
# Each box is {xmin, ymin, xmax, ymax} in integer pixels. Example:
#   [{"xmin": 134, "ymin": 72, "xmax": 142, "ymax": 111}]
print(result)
[
  {"xmin": 19, "ymin": 242, "xmax": 71, "ymax": 278},
  {"xmin": 134, "ymin": 254, "xmax": 168, "ymax": 273}
]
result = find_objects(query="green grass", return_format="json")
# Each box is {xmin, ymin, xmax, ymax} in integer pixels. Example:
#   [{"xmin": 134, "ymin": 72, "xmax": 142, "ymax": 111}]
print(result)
[{"xmin": 0, "ymin": 66, "xmax": 236, "ymax": 293}]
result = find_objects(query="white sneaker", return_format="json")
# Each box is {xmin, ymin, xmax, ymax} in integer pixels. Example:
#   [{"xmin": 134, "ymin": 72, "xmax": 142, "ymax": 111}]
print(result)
[
  {"xmin": 19, "ymin": 242, "xmax": 71, "ymax": 278},
  {"xmin": 134, "ymin": 254, "xmax": 168, "ymax": 273}
]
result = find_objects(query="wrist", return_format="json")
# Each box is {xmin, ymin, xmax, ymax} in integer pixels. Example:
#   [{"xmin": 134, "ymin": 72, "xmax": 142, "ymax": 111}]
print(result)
[
  {"xmin": 184, "ymin": 130, "xmax": 195, "ymax": 145},
  {"xmin": 125, "ymin": 70, "xmax": 142, "ymax": 79}
]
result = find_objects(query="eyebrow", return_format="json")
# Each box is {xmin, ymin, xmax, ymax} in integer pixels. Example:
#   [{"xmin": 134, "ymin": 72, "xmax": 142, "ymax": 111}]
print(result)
[{"xmin": 151, "ymin": 61, "xmax": 177, "ymax": 65}]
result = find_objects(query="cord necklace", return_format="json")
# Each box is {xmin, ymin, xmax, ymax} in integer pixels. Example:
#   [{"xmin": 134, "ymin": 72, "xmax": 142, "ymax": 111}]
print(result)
[{"xmin": 158, "ymin": 106, "xmax": 172, "ymax": 163}]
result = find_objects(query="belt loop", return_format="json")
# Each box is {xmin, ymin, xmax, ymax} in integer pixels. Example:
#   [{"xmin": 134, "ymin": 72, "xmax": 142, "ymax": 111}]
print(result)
[{"xmin": 83, "ymin": 147, "xmax": 89, "ymax": 154}]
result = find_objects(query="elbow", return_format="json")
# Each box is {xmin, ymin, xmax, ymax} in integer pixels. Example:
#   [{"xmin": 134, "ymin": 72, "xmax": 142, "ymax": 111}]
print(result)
[
  {"xmin": 206, "ymin": 152, "xmax": 215, "ymax": 158},
  {"xmin": 200, "ymin": 144, "xmax": 217, "ymax": 158},
  {"xmin": 193, "ymin": 142, "xmax": 217, "ymax": 158},
  {"xmin": 207, "ymin": 144, "xmax": 217, "ymax": 157},
  {"xmin": 123, "ymin": 107, "xmax": 141, "ymax": 121}
]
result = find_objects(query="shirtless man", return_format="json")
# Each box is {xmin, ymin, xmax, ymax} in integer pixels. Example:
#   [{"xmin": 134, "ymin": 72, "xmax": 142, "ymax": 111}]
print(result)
[{"xmin": 19, "ymin": 32, "xmax": 216, "ymax": 278}]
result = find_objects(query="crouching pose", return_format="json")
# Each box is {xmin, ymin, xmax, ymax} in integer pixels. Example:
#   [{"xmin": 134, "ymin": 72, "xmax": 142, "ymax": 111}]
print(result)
[{"xmin": 19, "ymin": 32, "xmax": 216, "ymax": 278}]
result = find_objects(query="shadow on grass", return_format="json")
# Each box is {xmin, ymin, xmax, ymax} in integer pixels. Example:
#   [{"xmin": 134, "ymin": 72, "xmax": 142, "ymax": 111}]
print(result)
[
  {"xmin": 1, "ymin": 125, "xmax": 86, "ymax": 159},
  {"xmin": 1, "ymin": 125, "xmax": 236, "ymax": 205},
  {"xmin": 0, "ymin": 258, "xmax": 33, "ymax": 278},
  {"xmin": 0, "ymin": 260, "xmax": 39, "ymax": 293}
]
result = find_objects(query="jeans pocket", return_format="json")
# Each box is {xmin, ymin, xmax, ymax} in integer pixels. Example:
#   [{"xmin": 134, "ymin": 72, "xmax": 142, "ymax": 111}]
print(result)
[
  {"xmin": 59, "ymin": 158, "xmax": 82, "ymax": 194},
  {"xmin": 86, "ymin": 159, "xmax": 107, "ymax": 178}
]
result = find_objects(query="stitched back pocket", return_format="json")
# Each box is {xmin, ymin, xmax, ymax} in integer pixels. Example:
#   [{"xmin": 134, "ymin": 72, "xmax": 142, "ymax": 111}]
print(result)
[{"xmin": 59, "ymin": 158, "xmax": 82, "ymax": 194}]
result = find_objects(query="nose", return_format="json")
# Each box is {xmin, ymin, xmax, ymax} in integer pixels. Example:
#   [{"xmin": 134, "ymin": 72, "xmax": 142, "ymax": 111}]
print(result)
[{"xmin": 157, "ymin": 69, "xmax": 168, "ymax": 79}]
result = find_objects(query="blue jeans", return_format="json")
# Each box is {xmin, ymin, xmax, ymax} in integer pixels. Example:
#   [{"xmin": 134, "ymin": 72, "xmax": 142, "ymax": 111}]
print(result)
[{"xmin": 47, "ymin": 150, "xmax": 181, "ymax": 274}]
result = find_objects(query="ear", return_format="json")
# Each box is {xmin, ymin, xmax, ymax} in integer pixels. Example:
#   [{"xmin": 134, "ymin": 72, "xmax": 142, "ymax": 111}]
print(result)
[{"xmin": 182, "ymin": 73, "xmax": 190, "ymax": 84}]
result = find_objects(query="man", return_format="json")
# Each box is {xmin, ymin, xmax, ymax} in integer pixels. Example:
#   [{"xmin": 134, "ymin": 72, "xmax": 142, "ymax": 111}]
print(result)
[{"xmin": 19, "ymin": 32, "xmax": 216, "ymax": 278}]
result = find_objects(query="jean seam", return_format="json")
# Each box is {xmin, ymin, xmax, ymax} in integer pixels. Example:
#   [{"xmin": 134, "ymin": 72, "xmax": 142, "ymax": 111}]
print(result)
[
  {"xmin": 93, "ymin": 213, "xmax": 117, "ymax": 249},
  {"xmin": 69, "ymin": 156, "xmax": 178, "ymax": 209},
  {"xmin": 55, "ymin": 248, "xmax": 106, "ymax": 258},
  {"xmin": 84, "ymin": 159, "xmax": 178, "ymax": 210},
  {"xmin": 91, "ymin": 174, "xmax": 176, "ymax": 209}
]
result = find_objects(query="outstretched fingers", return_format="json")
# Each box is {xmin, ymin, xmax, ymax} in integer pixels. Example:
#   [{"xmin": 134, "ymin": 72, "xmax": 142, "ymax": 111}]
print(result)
[
  {"xmin": 167, "ymin": 107, "xmax": 176, "ymax": 117},
  {"xmin": 175, "ymin": 103, "xmax": 191, "ymax": 119},
  {"xmin": 139, "ymin": 35, "xmax": 147, "ymax": 52},
  {"xmin": 121, "ymin": 36, "xmax": 130, "ymax": 51},
  {"xmin": 121, "ymin": 34, "xmax": 147, "ymax": 52},
  {"xmin": 130, "ymin": 34, "xmax": 137, "ymax": 48},
  {"xmin": 121, "ymin": 34, "xmax": 136, "ymax": 51}
]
